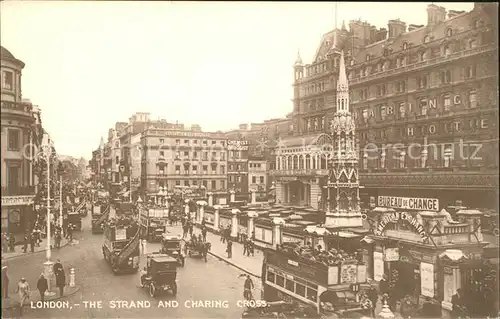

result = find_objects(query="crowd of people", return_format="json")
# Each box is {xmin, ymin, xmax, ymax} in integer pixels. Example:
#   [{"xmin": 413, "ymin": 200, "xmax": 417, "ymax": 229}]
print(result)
[{"xmin": 276, "ymin": 242, "xmax": 362, "ymax": 267}]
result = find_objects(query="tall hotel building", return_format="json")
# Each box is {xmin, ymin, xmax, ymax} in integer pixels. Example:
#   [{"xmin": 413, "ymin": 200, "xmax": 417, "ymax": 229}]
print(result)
[{"xmin": 271, "ymin": 3, "xmax": 498, "ymax": 211}]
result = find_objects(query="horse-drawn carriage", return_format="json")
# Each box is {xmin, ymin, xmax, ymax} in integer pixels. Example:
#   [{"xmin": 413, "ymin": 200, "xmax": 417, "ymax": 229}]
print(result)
[
  {"xmin": 184, "ymin": 238, "xmax": 211, "ymax": 262},
  {"xmin": 161, "ymin": 234, "xmax": 185, "ymax": 266},
  {"xmin": 140, "ymin": 253, "xmax": 178, "ymax": 297}
]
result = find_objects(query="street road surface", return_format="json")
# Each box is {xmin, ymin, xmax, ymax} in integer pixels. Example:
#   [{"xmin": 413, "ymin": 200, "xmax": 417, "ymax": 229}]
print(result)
[{"xmin": 4, "ymin": 215, "xmax": 262, "ymax": 318}]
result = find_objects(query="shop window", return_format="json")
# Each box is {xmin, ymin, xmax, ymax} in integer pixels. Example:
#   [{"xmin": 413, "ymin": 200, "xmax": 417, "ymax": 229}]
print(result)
[
  {"xmin": 276, "ymin": 275, "xmax": 285, "ymax": 287},
  {"xmin": 285, "ymin": 279, "xmax": 295, "ymax": 292},
  {"xmin": 468, "ymin": 90, "xmax": 477, "ymax": 108},
  {"xmin": 7, "ymin": 129, "xmax": 20, "ymax": 150},
  {"xmin": 267, "ymin": 271, "xmax": 275, "ymax": 283}
]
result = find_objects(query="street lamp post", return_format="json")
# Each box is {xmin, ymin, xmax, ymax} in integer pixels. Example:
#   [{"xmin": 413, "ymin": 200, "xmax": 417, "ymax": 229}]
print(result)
[
  {"xmin": 59, "ymin": 176, "xmax": 63, "ymax": 228},
  {"xmin": 40, "ymin": 134, "xmax": 56, "ymax": 297}
]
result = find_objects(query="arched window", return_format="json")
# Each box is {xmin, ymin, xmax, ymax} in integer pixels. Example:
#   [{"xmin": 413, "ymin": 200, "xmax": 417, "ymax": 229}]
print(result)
[
  {"xmin": 469, "ymin": 39, "xmax": 477, "ymax": 49},
  {"xmin": 420, "ymin": 50, "xmax": 426, "ymax": 61},
  {"xmin": 423, "ymin": 35, "xmax": 430, "ymax": 44},
  {"xmin": 365, "ymin": 55, "xmax": 370, "ymax": 61},
  {"xmin": 472, "ymin": 20, "xmax": 479, "ymax": 29},
  {"xmin": 446, "ymin": 28, "xmax": 453, "ymax": 37},
  {"xmin": 402, "ymin": 42, "xmax": 408, "ymax": 50}
]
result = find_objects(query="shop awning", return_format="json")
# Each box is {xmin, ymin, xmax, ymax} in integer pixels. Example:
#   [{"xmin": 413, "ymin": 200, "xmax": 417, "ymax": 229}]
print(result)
[{"xmin": 439, "ymin": 249, "xmax": 469, "ymax": 261}]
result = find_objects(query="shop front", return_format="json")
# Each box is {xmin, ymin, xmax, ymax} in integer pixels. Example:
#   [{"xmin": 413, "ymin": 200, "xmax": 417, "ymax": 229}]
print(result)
[
  {"xmin": 364, "ymin": 204, "xmax": 487, "ymax": 316},
  {"xmin": 1, "ymin": 195, "xmax": 35, "ymax": 240}
]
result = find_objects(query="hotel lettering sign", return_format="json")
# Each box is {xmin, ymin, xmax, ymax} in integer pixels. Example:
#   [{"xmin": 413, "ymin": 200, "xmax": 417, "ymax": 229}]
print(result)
[
  {"xmin": 378, "ymin": 196, "xmax": 439, "ymax": 212},
  {"xmin": 1, "ymin": 195, "xmax": 35, "ymax": 207},
  {"xmin": 374, "ymin": 212, "xmax": 428, "ymax": 240},
  {"xmin": 267, "ymin": 252, "xmax": 328, "ymax": 284}
]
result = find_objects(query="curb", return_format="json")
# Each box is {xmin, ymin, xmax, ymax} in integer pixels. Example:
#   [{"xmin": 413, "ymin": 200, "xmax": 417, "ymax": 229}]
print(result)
[
  {"xmin": 2, "ymin": 286, "xmax": 81, "ymax": 310},
  {"xmin": 2, "ymin": 240, "xmax": 72, "ymax": 261},
  {"xmin": 208, "ymin": 250, "xmax": 260, "ymax": 279}
]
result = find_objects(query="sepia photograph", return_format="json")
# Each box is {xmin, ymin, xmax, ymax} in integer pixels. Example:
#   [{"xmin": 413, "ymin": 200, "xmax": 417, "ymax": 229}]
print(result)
[{"xmin": 0, "ymin": 1, "xmax": 498, "ymax": 318}]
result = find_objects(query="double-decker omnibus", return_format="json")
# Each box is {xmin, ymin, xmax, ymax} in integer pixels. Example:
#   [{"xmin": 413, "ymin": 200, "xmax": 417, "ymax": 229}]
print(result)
[{"xmin": 261, "ymin": 244, "xmax": 371, "ymax": 318}]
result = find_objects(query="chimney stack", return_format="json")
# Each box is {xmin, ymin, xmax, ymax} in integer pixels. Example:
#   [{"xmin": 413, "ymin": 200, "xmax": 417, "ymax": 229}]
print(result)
[{"xmin": 388, "ymin": 19, "xmax": 407, "ymax": 39}]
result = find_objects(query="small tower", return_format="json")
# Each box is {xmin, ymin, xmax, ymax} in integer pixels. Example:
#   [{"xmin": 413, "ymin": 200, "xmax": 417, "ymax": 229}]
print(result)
[
  {"xmin": 293, "ymin": 49, "xmax": 304, "ymax": 116},
  {"xmin": 325, "ymin": 50, "xmax": 363, "ymax": 228}
]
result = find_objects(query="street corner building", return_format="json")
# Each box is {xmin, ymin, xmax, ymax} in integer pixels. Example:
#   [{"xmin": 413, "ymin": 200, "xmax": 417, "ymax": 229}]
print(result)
[{"xmin": 1, "ymin": 46, "xmax": 56, "ymax": 241}]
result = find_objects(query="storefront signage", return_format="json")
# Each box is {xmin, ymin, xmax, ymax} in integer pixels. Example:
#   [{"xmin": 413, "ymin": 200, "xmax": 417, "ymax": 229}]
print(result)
[
  {"xmin": 373, "ymin": 251, "xmax": 384, "ymax": 281},
  {"xmin": 378, "ymin": 196, "xmax": 439, "ymax": 211},
  {"xmin": 384, "ymin": 248, "xmax": 400, "ymax": 261},
  {"xmin": 374, "ymin": 211, "xmax": 428, "ymax": 239},
  {"xmin": 420, "ymin": 262, "xmax": 435, "ymax": 298},
  {"xmin": 1, "ymin": 195, "xmax": 35, "ymax": 207},
  {"xmin": 282, "ymin": 234, "xmax": 304, "ymax": 244}
]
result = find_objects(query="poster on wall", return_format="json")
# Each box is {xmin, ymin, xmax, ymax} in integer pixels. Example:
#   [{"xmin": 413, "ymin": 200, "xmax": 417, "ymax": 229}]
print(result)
[
  {"xmin": 384, "ymin": 248, "xmax": 399, "ymax": 261},
  {"xmin": 340, "ymin": 264, "xmax": 358, "ymax": 284},
  {"xmin": 373, "ymin": 251, "xmax": 384, "ymax": 281},
  {"xmin": 420, "ymin": 262, "xmax": 435, "ymax": 297}
]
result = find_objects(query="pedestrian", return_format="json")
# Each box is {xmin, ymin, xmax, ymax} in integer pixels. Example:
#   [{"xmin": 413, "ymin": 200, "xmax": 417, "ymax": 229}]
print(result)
[
  {"xmin": 367, "ymin": 283, "xmax": 378, "ymax": 318},
  {"xmin": 141, "ymin": 239, "xmax": 147, "ymax": 254},
  {"xmin": 202, "ymin": 226, "xmax": 207, "ymax": 242},
  {"xmin": 243, "ymin": 238, "xmax": 248, "ymax": 256},
  {"xmin": 55, "ymin": 230, "xmax": 62, "ymax": 249},
  {"xmin": 220, "ymin": 226, "xmax": 226, "ymax": 243},
  {"xmin": 22, "ymin": 233, "xmax": 29, "ymax": 253},
  {"xmin": 37, "ymin": 273, "xmax": 48, "ymax": 302},
  {"xmin": 55, "ymin": 266, "xmax": 66, "ymax": 297},
  {"xmin": 30, "ymin": 232, "xmax": 35, "ymax": 253},
  {"xmin": 2, "ymin": 233, "xmax": 8, "ymax": 253},
  {"xmin": 67, "ymin": 224, "xmax": 73, "ymax": 242},
  {"xmin": 2, "ymin": 266, "xmax": 9, "ymax": 299},
  {"xmin": 226, "ymin": 239, "xmax": 232, "ymax": 258},
  {"xmin": 189, "ymin": 223, "xmax": 194, "ymax": 237},
  {"xmin": 379, "ymin": 274, "xmax": 390, "ymax": 296},
  {"xmin": 9, "ymin": 233, "xmax": 15, "ymax": 252},
  {"xmin": 400, "ymin": 294, "xmax": 415, "ymax": 319},
  {"xmin": 248, "ymin": 239, "xmax": 254, "ymax": 257},
  {"xmin": 252, "ymin": 230, "xmax": 255, "ymax": 240},
  {"xmin": 201, "ymin": 218, "xmax": 206, "ymax": 227},
  {"xmin": 451, "ymin": 288, "xmax": 466, "ymax": 319},
  {"xmin": 16, "ymin": 277, "xmax": 30, "ymax": 315}
]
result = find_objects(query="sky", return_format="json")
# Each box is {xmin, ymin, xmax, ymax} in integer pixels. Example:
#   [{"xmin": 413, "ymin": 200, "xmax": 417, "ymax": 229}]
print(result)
[{"xmin": 1, "ymin": 1, "xmax": 474, "ymax": 158}]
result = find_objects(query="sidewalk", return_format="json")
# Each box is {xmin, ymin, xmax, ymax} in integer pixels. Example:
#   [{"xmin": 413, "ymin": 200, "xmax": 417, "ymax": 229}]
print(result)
[
  {"xmin": 2, "ymin": 237, "xmax": 73, "ymax": 261},
  {"xmin": 1, "ymin": 285, "xmax": 80, "ymax": 310},
  {"xmin": 203, "ymin": 231, "xmax": 263, "ymax": 278}
]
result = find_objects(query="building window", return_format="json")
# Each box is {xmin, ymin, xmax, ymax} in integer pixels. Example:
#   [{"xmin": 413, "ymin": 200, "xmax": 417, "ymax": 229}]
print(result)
[
  {"xmin": 440, "ymin": 70, "xmax": 451, "ymax": 84},
  {"xmin": 220, "ymin": 180, "xmax": 225, "ymax": 189},
  {"xmin": 193, "ymin": 140, "xmax": 198, "ymax": 144},
  {"xmin": 260, "ymin": 176, "xmax": 264, "ymax": 183},
  {"xmin": 7, "ymin": 166, "xmax": 19, "ymax": 189},
  {"xmin": 2, "ymin": 71, "xmax": 13, "ymax": 90},
  {"xmin": 402, "ymin": 42, "xmax": 408, "ymax": 50},
  {"xmin": 252, "ymin": 176, "xmax": 257, "ymax": 183},
  {"xmin": 175, "ymin": 139, "xmax": 180, "ymax": 145},
  {"xmin": 380, "ymin": 105, "xmax": 387, "ymax": 120},
  {"xmin": 469, "ymin": 39, "xmax": 477, "ymax": 49},
  {"xmin": 184, "ymin": 139, "xmax": 189, "ymax": 145},
  {"xmin": 202, "ymin": 140, "xmax": 207, "ymax": 145},
  {"xmin": 203, "ymin": 165, "xmax": 208, "ymax": 173},
  {"xmin": 7, "ymin": 129, "xmax": 20, "ymax": 150},
  {"xmin": 203, "ymin": 180, "xmax": 208, "ymax": 188},
  {"xmin": 472, "ymin": 19, "xmax": 479, "ymax": 29},
  {"xmin": 193, "ymin": 151, "xmax": 198, "ymax": 159},
  {"xmin": 443, "ymin": 94, "xmax": 452, "ymax": 112},
  {"xmin": 419, "ymin": 51, "xmax": 427, "ymax": 61},
  {"xmin": 203, "ymin": 152, "xmax": 208, "ymax": 160},
  {"xmin": 175, "ymin": 180, "xmax": 180, "ymax": 186},
  {"xmin": 192, "ymin": 165, "xmax": 198, "ymax": 174},
  {"xmin": 193, "ymin": 180, "xmax": 198, "ymax": 186},
  {"xmin": 175, "ymin": 151, "xmax": 180, "ymax": 159},
  {"xmin": 399, "ymin": 151, "xmax": 406, "ymax": 168},
  {"xmin": 465, "ymin": 65, "xmax": 477, "ymax": 78},
  {"xmin": 236, "ymin": 164, "xmax": 241, "ymax": 171},
  {"xmin": 468, "ymin": 90, "xmax": 477, "ymax": 108},
  {"xmin": 220, "ymin": 165, "xmax": 225, "ymax": 174},
  {"xmin": 183, "ymin": 151, "xmax": 189, "ymax": 158},
  {"xmin": 417, "ymin": 76, "xmax": 427, "ymax": 89},
  {"xmin": 184, "ymin": 181, "xmax": 190, "ymax": 186},
  {"xmin": 211, "ymin": 180, "xmax": 216, "ymax": 189},
  {"xmin": 443, "ymin": 147, "xmax": 452, "ymax": 168},
  {"xmin": 423, "ymin": 35, "xmax": 430, "ymax": 43},
  {"xmin": 220, "ymin": 152, "xmax": 225, "ymax": 160},
  {"xmin": 446, "ymin": 28, "xmax": 453, "ymax": 37},
  {"xmin": 398, "ymin": 102, "xmax": 406, "ymax": 118},
  {"xmin": 444, "ymin": 45, "xmax": 451, "ymax": 55},
  {"xmin": 236, "ymin": 176, "xmax": 241, "ymax": 183},
  {"xmin": 212, "ymin": 140, "xmax": 216, "ymax": 145},
  {"xmin": 159, "ymin": 151, "xmax": 164, "ymax": 156},
  {"xmin": 229, "ymin": 164, "xmax": 233, "ymax": 170},
  {"xmin": 419, "ymin": 98, "xmax": 428, "ymax": 115}
]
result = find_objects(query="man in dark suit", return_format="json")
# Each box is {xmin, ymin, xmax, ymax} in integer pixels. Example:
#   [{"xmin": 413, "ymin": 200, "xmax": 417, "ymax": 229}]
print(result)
[{"xmin": 451, "ymin": 288, "xmax": 466, "ymax": 318}]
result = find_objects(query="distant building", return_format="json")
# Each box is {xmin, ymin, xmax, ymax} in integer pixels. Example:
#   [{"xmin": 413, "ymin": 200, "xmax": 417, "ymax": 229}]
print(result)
[{"xmin": 248, "ymin": 155, "xmax": 267, "ymax": 192}]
